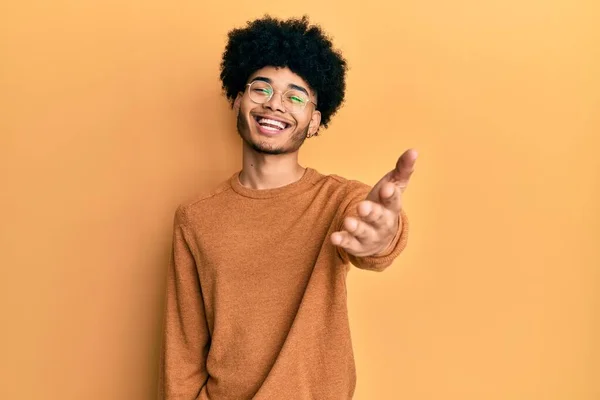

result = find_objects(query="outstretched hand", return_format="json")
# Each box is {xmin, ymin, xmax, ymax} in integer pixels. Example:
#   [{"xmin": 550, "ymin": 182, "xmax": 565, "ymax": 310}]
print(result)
[{"xmin": 330, "ymin": 149, "xmax": 418, "ymax": 257}]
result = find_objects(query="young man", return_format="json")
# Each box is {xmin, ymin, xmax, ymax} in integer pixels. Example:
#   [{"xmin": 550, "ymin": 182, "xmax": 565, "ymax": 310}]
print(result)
[{"xmin": 159, "ymin": 15, "xmax": 417, "ymax": 399}]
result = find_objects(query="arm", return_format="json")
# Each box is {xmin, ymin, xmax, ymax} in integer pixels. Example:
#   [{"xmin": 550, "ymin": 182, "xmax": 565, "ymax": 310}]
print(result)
[
  {"xmin": 332, "ymin": 149, "xmax": 417, "ymax": 271},
  {"xmin": 158, "ymin": 205, "xmax": 210, "ymax": 399}
]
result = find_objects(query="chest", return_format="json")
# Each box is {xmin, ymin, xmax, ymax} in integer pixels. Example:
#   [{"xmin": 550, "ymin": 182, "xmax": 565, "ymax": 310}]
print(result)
[{"xmin": 193, "ymin": 199, "xmax": 339, "ymax": 283}]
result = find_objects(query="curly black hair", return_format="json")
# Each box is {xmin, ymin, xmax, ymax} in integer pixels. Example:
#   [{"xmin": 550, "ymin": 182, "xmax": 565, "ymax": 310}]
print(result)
[{"xmin": 219, "ymin": 15, "xmax": 348, "ymax": 130}]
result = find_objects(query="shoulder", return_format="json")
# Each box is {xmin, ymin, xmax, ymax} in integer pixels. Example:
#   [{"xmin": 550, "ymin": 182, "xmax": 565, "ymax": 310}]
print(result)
[
  {"xmin": 311, "ymin": 168, "xmax": 371, "ymax": 194},
  {"xmin": 173, "ymin": 174, "xmax": 236, "ymax": 225},
  {"xmin": 312, "ymin": 170, "xmax": 372, "ymax": 201}
]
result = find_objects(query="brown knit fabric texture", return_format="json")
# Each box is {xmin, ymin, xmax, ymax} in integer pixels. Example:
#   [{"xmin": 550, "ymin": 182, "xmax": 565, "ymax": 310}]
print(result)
[{"xmin": 158, "ymin": 167, "xmax": 409, "ymax": 399}]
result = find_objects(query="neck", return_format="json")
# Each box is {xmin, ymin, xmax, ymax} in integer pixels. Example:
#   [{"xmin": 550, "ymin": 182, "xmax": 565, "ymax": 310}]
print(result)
[{"xmin": 238, "ymin": 143, "xmax": 306, "ymax": 190}]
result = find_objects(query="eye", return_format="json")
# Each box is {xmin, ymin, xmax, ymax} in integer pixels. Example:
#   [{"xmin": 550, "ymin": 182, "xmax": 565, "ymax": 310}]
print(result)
[
  {"xmin": 254, "ymin": 88, "xmax": 272, "ymax": 96},
  {"xmin": 289, "ymin": 95, "xmax": 306, "ymax": 104}
]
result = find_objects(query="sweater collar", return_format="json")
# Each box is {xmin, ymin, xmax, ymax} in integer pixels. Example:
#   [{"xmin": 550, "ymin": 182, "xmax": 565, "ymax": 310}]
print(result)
[{"xmin": 229, "ymin": 167, "xmax": 317, "ymax": 199}]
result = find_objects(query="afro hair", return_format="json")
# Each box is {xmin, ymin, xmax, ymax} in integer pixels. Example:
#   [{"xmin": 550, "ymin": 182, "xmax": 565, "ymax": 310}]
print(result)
[{"xmin": 219, "ymin": 15, "xmax": 348, "ymax": 130}]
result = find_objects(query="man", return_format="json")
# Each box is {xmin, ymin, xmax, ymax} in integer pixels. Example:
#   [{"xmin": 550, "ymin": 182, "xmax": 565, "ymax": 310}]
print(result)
[{"xmin": 159, "ymin": 15, "xmax": 417, "ymax": 399}]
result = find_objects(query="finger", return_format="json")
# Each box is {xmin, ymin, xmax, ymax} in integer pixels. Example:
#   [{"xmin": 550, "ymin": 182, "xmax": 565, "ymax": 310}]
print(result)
[
  {"xmin": 390, "ymin": 148, "xmax": 418, "ymax": 189},
  {"xmin": 342, "ymin": 216, "xmax": 377, "ymax": 242},
  {"xmin": 357, "ymin": 201, "xmax": 387, "ymax": 229},
  {"xmin": 378, "ymin": 182, "xmax": 402, "ymax": 213},
  {"xmin": 330, "ymin": 230, "xmax": 362, "ymax": 254}
]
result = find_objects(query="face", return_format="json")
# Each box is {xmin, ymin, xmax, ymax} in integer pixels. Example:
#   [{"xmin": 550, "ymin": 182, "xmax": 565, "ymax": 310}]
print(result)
[{"xmin": 234, "ymin": 66, "xmax": 321, "ymax": 155}]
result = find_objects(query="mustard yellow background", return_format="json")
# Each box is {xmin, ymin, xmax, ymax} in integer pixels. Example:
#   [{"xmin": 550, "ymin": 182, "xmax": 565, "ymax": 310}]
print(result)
[{"xmin": 1, "ymin": 1, "xmax": 598, "ymax": 399}]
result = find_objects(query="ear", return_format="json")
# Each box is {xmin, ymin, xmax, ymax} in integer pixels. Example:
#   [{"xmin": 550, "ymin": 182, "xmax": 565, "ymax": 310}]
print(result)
[
  {"xmin": 233, "ymin": 93, "xmax": 243, "ymax": 115},
  {"xmin": 308, "ymin": 110, "xmax": 322, "ymax": 137}
]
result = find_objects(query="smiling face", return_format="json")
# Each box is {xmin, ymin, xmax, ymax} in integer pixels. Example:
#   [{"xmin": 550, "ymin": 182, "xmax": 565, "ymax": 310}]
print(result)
[{"xmin": 234, "ymin": 66, "xmax": 321, "ymax": 155}]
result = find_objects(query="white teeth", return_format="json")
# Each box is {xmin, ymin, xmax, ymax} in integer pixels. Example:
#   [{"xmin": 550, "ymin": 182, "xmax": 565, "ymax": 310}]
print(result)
[{"xmin": 258, "ymin": 118, "xmax": 286, "ymax": 130}]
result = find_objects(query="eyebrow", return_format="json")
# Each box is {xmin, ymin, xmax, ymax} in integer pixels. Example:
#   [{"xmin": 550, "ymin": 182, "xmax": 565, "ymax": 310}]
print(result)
[{"xmin": 251, "ymin": 76, "xmax": 310, "ymax": 97}]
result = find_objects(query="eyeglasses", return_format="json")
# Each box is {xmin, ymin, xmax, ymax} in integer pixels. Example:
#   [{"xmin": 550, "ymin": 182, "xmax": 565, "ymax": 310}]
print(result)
[{"xmin": 245, "ymin": 80, "xmax": 317, "ymax": 114}]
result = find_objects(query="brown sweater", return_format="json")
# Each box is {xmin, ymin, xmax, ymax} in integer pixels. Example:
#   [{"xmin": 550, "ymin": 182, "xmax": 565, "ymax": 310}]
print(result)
[{"xmin": 158, "ymin": 167, "xmax": 409, "ymax": 399}]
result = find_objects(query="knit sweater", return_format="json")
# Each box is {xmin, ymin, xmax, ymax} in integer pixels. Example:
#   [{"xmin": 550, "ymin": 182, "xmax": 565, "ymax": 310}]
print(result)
[{"xmin": 158, "ymin": 167, "xmax": 409, "ymax": 399}]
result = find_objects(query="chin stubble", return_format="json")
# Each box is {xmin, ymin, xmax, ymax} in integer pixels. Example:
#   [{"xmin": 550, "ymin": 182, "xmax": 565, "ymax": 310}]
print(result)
[{"xmin": 236, "ymin": 113, "xmax": 309, "ymax": 155}]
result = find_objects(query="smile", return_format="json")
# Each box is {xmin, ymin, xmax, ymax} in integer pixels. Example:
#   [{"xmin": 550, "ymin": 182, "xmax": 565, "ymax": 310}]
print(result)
[{"xmin": 253, "ymin": 115, "xmax": 292, "ymax": 135}]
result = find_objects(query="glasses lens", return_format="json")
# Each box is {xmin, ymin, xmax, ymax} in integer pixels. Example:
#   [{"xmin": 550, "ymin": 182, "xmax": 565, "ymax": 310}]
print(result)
[
  {"xmin": 283, "ymin": 90, "xmax": 309, "ymax": 112},
  {"xmin": 248, "ymin": 81, "xmax": 273, "ymax": 103}
]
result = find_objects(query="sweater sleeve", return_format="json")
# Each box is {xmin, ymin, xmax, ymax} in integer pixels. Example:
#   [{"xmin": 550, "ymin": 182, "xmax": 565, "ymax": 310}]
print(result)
[
  {"xmin": 337, "ymin": 181, "xmax": 409, "ymax": 272},
  {"xmin": 158, "ymin": 205, "xmax": 210, "ymax": 399}
]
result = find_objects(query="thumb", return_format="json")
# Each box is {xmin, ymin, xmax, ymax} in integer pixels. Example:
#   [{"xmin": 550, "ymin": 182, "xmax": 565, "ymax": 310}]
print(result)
[{"xmin": 391, "ymin": 148, "xmax": 418, "ymax": 189}]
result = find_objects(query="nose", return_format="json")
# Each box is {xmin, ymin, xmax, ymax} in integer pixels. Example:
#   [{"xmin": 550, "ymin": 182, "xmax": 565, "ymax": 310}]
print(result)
[{"xmin": 263, "ymin": 92, "xmax": 286, "ymax": 113}]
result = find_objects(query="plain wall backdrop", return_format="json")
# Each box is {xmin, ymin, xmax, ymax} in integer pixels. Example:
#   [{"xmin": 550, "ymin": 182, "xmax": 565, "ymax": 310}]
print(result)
[{"xmin": 1, "ymin": 0, "xmax": 598, "ymax": 399}]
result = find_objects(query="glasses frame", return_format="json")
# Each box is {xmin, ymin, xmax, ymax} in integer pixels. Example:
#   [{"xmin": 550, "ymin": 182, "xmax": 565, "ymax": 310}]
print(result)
[{"xmin": 245, "ymin": 81, "xmax": 317, "ymax": 114}]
